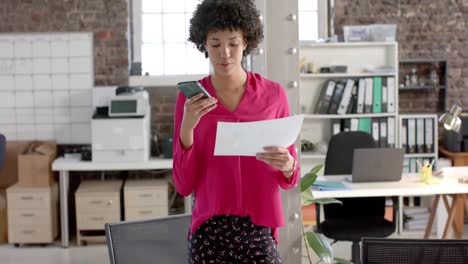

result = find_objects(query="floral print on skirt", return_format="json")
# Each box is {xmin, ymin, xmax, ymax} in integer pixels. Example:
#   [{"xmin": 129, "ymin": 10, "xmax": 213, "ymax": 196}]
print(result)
[{"xmin": 188, "ymin": 214, "xmax": 281, "ymax": 264}]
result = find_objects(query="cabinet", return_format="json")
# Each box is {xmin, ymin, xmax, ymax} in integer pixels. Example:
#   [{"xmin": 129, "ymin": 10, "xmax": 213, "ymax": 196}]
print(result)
[
  {"xmin": 75, "ymin": 180, "xmax": 122, "ymax": 245},
  {"xmin": 124, "ymin": 179, "xmax": 168, "ymax": 221},
  {"xmin": 399, "ymin": 59, "xmax": 447, "ymax": 113},
  {"xmin": 299, "ymin": 42, "xmax": 399, "ymax": 174},
  {"xmin": 7, "ymin": 183, "xmax": 58, "ymax": 244}
]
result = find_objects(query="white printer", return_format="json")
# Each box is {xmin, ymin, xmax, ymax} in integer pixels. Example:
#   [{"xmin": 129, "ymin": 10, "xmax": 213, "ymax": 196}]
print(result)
[{"xmin": 91, "ymin": 86, "xmax": 150, "ymax": 162}]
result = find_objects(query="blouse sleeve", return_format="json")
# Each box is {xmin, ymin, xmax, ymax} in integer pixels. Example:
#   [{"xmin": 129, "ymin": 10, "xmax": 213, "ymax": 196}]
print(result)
[
  {"xmin": 172, "ymin": 92, "xmax": 198, "ymax": 196},
  {"xmin": 275, "ymin": 84, "xmax": 300, "ymax": 190}
]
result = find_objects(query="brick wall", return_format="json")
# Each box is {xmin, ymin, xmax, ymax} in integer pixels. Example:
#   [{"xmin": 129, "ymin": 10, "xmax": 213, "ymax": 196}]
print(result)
[
  {"xmin": 334, "ymin": 0, "xmax": 468, "ymax": 113},
  {"xmin": 0, "ymin": 0, "xmax": 129, "ymax": 86},
  {"xmin": 146, "ymin": 87, "xmax": 177, "ymax": 139},
  {"xmin": 0, "ymin": 0, "xmax": 182, "ymax": 142},
  {"xmin": 5, "ymin": 1, "xmax": 466, "ymax": 137}
]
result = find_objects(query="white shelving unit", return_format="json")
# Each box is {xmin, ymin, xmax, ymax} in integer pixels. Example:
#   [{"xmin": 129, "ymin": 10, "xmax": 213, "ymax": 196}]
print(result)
[
  {"xmin": 299, "ymin": 42, "xmax": 438, "ymax": 234},
  {"xmin": 298, "ymin": 42, "xmax": 441, "ymax": 236},
  {"xmin": 299, "ymin": 42, "xmax": 399, "ymax": 175}
]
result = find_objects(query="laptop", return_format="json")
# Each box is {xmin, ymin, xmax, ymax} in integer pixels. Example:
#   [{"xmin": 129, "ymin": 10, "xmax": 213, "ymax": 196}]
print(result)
[{"xmin": 346, "ymin": 148, "xmax": 405, "ymax": 182}]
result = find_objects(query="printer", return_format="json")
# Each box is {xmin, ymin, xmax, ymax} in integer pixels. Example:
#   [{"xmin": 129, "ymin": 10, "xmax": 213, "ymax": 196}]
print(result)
[{"xmin": 91, "ymin": 86, "xmax": 151, "ymax": 162}]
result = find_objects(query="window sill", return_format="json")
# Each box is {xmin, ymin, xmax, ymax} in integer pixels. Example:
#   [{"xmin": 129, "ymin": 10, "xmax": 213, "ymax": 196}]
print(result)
[{"xmin": 129, "ymin": 75, "xmax": 207, "ymax": 87}]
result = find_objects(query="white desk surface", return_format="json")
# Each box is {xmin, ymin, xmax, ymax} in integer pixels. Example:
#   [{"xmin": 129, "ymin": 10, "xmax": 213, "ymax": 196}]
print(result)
[
  {"xmin": 313, "ymin": 166, "xmax": 468, "ymax": 199},
  {"xmin": 52, "ymin": 157, "xmax": 173, "ymax": 171}
]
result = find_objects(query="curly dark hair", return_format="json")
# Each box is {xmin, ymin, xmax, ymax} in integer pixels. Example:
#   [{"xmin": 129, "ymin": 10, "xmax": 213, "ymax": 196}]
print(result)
[{"xmin": 188, "ymin": 0, "xmax": 264, "ymax": 58}]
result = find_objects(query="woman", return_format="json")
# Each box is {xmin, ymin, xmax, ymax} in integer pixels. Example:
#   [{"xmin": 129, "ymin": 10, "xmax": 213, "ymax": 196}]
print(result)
[{"xmin": 172, "ymin": 0, "xmax": 299, "ymax": 263}]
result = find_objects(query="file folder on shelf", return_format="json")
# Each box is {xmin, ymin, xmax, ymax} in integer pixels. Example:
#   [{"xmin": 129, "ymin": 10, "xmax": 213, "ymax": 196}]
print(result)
[
  {"xmin": 416, "ymin": 118, "xmax": 425, "ymax": 153},
  {"xmin": 372, "ymin": 76, "xmax": 382, "ymax": 113},
  {"xmin": 357, "ymin": 78, "xmax": 366, "ymax": 113},
  {"xmin": 387, "ymin": 77, "xmax": 395, "ymax": 113},
  {"xmin": 337, "ymin": 79, "xmax": 354, "ymax": 115},
  {"xmin": 314, "ymin": 80, "xmax": 336, "ymax": 114},
  {"xmin": 425, "ymin": 118, "xmax": 434, "ymax": 153},
  {"xmin": 407, "ymin": 119, "xmax": 416, "ymax": 153}
]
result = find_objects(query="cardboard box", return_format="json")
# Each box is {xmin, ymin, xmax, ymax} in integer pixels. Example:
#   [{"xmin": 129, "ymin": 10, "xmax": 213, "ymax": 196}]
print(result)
[
  {"xmin": 18, "ymin": 141, "xmax": 57, "ymax": 188},
  {"xmin": 0, "ymin": 141, "xmax": 30, "ymax": 189},
  {"xmin": 0, "ymin": 189, "xmax": 7, "ymax": 244}
]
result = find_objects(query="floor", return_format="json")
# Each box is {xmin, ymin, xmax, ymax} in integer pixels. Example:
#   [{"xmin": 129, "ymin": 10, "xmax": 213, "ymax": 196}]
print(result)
[
  {"xmin": 0, "ymin": 227, "xmax": 467, "ymax": 264},
  {"xmin": 0, "ymin": 243, "xmax": 108, "ymax": 264}
]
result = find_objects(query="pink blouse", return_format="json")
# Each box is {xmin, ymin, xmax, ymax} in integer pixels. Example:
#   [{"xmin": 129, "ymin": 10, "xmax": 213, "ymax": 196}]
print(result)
[{"xmin": 172, "ymin": 71, "xmax": 299, "ymax": 242}]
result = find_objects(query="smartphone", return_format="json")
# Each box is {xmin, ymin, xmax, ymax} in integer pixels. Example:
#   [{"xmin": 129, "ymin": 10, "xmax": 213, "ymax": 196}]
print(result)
[{"xmin": 177, "ymin": 81, "xmax": 212, "ymax": 99}]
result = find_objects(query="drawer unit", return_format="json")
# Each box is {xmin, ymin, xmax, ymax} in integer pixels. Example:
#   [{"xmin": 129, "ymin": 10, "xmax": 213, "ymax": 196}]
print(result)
[
  {"xmin": 9, "ymin": 209, "xmax": 51, "ymax": 226},
  {"xmin": 75, "ymin": 180, "xmax": 122, "ymax": 246},
  {"xmin": 7, "ymin": 191, "xmax": 50, "ymax": 209},
  {"xmin": 76, "ymin": 195, "xmax": 119, "ymax": 213},
  {"xmin": 11, "ymin": 225, "xmax": 54, "ymax": 244},
  {"xmin": 124, "ymin": 179, "xmax": 168, "ymax": 220},
  {"xmin": 77, "ymin": 212, "xmax": 120, "ymax": 230},
  {"xmin": 125, "ymin": 206, "xmax": 167, "ymax": 221},
  {"xmin": 6, "ymin": 183, "xmax": 58, "ymax": 244}
]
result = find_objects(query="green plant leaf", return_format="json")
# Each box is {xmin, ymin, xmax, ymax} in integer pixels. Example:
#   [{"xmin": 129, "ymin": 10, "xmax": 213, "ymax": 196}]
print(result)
[
  {"xmin": 300, "ymin": 164, "xmax": 323, "ymax": 192},
  {"xmin": 301, "ymin": 189, "xmax": 314, "ymax": 207},
  {"xmin": 305, "ymin": 230, "xmax": 333, "ymax": 263},
  {"xmin": 300, "ymin": 172, "xmax": 317, "ymax": 192},
  {"xmin": 309, "ymin": 164, "xmax": 323, "ymax": 175},
  {"xmin": 334, "ymin": 257, "xmax": 353, "ymax": 264},
  {"xmin": 311, "ymin": 198, "xmax": 342, "ymax": 205}
]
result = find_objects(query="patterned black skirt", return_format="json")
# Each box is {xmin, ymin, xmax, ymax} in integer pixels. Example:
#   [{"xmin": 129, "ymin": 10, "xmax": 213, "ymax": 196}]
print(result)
[{"xmin": 188, "ymin": 214, "xmax": 282, "ymax": 264}]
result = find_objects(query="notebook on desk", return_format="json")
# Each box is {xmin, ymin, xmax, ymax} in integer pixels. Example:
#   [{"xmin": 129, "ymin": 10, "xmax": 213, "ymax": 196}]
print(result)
[{"xmin": 345, "ymin": 148, "xmax": 405, "ymax": 183}]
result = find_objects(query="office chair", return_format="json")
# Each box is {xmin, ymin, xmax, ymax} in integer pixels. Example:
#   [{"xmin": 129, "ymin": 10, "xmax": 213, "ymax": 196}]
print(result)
[
  {"xmin": 105, "ymin": 213, "xmax": 191, "ymax": 264},
  {"xmin": 361, "ymin": 238, "xmax": 468, "ymax": 264},
  {"xmin": 319, "ymin": 131, "xmax": 395, "ymax": 264},
  {"xmin": 0, "ymin": 133, "xmax": 5, "ymax": 172}
]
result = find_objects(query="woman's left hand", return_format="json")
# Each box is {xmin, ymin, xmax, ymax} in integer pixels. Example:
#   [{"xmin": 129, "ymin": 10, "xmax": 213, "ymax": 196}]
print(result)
[{"xmin": 256, "ymin": 146, "xmax": 295, "ymax": 178}]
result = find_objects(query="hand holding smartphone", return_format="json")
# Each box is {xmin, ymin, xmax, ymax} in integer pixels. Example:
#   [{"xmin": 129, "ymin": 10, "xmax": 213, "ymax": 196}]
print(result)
[{"xmin": 177, "ymin": 81, "xmax": 212, "ymax": 99}]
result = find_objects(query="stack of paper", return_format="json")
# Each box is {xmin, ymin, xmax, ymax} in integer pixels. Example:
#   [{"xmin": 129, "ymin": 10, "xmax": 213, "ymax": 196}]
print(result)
[
  {"xmin": 312, "ymin": 180, "xmax": 351, "ymax": 191},
  {"xmin": 403, "ymin": 207, "xmax": 431, "ymax": 231}
]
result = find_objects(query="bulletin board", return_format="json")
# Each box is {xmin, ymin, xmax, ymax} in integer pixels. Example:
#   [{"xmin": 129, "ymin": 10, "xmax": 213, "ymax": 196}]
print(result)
[{"xmin": 0, "ymin": 33, "xmax": 94, "ymax": 144}]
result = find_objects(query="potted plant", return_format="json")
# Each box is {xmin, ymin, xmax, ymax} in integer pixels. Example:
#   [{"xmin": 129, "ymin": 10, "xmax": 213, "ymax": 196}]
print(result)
[{"xmin": 300, "ymin": 164, "xmax": 352, "ymax": 264}]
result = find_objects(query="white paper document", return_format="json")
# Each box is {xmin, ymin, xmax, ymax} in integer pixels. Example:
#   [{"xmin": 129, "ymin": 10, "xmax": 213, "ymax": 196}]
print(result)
[{"xmin": 214, "ymin": 115, "xmax": 304, "ymax": 156}]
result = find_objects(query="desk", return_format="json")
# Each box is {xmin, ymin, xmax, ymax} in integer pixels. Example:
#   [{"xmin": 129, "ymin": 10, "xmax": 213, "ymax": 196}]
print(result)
[
  {"xmin": 52, "ymin": 157, "xmax": 173, "ymax": 248},
  {"xmin": 439, "ymin": 146, "xmax": 468, "ymax": 166},
  {"xmin": 438, "ymin": 148, "xmax": 468, "ymax": 239},
  {"xmin": 313, "ymin": 167, "xmax": 468, "ymax": 239}
]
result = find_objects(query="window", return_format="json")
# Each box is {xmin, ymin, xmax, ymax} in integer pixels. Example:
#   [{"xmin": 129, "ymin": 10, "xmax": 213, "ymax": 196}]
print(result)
[
  {"xmin": 133, "ymin": 0, "xmax": 209, "ymax": 76},
  {"xmin": 298, "ymin": 0, "xmax": 328, "ymax": 42},
  {"xmin": 132, "ymin": 0, "xmax": 328, "ymax": 78}
]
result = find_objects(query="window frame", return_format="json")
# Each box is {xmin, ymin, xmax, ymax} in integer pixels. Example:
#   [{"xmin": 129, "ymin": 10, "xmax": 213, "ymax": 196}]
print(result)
[
  {"xmin": 130, "ymin": 0, "xmax": 208, "ymax": 86},
  {"xmin": 298, "ymin": 0, "xmax": 329, "ymax": 45},
  {"xmin": 130, "ymin": 0, "xmax": 328, "ymax": 86}
]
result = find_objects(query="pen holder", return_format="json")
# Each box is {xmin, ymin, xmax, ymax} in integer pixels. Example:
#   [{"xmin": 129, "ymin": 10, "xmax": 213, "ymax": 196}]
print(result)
[{"xmin": 419, "ymin": 166, "xmax": 433, "ymax": 183}]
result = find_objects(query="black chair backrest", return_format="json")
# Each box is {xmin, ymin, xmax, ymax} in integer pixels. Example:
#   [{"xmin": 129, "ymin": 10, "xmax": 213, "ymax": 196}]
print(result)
[
  {"xmin": 324, "ymin": 131, "xmax": 383, "ymax": 218},
  {"xmin": 324, "ymin": 131, "xmax": 376, "ymax": 175},
  {"xmin": 0, "ymin": 134, "xmax": 5, "ymax": 171},
  {"xmin": 105, "ymin": 214, "xmax": 191, "ymax": 264},
  {"xmin": 362, "ymin": 238, "xmax": 468, "ymax": 264}
]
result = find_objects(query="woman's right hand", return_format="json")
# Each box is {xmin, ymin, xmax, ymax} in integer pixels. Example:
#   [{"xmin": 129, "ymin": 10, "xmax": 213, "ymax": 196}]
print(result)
[
  {"xmin": 180, "ymin": 93, "xmax": 217, "ymax": 149},
  {"xmin": 182, "ymin": 93, "xmax": 217, "ymax": 130}
]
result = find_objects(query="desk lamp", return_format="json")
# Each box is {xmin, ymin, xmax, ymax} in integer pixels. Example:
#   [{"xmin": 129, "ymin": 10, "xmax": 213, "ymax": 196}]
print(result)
[{"xmin": 439, "ymin": 104, "xmax": 462, "ymax": 132}]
